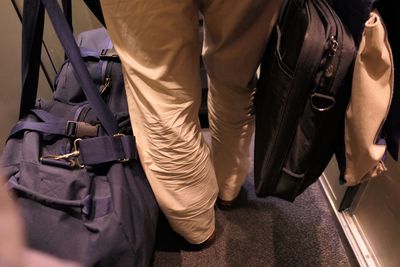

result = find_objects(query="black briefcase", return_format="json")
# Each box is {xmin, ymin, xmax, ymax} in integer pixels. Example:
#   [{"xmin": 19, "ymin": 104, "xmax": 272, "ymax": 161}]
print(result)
[{"xmin": 254, "ymin": 0, "xmax": 356, "ymax": 201}]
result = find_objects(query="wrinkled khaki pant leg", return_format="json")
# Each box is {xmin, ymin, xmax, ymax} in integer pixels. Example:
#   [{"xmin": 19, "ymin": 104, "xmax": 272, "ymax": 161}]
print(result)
[
  {"xmin": 100, "ymin": 0, "xmax": 217, "ymax": 244},
  {"xmin": 201, "ymin": 0, "xmax": 283, "ymax": 201},
  {"xmin": 100, "ymin": 0, "xmax": 281, "ymax": 243}
]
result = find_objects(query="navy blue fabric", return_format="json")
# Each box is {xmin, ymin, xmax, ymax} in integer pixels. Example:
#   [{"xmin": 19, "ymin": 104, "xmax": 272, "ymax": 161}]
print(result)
[
  {"xmin": 10, "ymin": 121, "xmax": 67, "ymax": 137},
  {"xmin": 10, "ymin": 109, "xmax": 66, "ymax": 137},
  {"xmin": 31, "ymin": 109, "xmax": 64, "ymax": 122},
  {"xmin": 9, "ymin": 121, "xmax": 99, "ymax": 139},
  {"xmin": 79, "ymin": 47, "xmax": 101, "ymax": 59},
  {"xmin": 41, "ymin": 0, "xmax": 118, "ymax": 135},
  {"xmin": 8, "ymin": 176, "xmax": 88, "ymax": 210},
  {"xmin": 79, "ymin": 135, "xmax": 138, "ymax": 165},
  {"xmin": 9, "ymin": 176, "xmax": 113, "ymax": 219},
  {"xmin": 10, "ymin": 109, "xmax": 99, "ymax": 139},
  {"xmin": 2, "ymin": 2, "xmax": 159, "ymax": 266},
  {"xmin": 21, "ymin": 0, "xmax": 117, "ymax": 135}
]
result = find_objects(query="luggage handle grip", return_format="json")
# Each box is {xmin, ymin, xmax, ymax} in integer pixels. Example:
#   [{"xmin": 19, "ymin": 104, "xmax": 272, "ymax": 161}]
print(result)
[{"xmin": 8, "ymin": 177, "xmax": 91, "ymax": 216}]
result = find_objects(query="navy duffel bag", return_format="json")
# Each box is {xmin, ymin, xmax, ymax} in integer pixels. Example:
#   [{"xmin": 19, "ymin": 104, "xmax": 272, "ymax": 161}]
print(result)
[{"xmin": 1, "ymin": 1, "xmax": 158, "ymax": 266}]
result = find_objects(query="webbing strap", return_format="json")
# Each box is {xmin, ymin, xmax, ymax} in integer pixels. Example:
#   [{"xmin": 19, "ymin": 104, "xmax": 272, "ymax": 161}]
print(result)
[
  {"xmin": 10, "ymin": 121, "xmax": 67, "ymax": 137},
  {"xmin": 42, "ymin": 0, "xmax": 118, "ymax": 135},
  {"xmin": 78, "ymin": 135, "xmax": 138, "ymax": 165},
  {"xmin": 21, "ymin": 0, "xmax": 119, "ymax": 135}
]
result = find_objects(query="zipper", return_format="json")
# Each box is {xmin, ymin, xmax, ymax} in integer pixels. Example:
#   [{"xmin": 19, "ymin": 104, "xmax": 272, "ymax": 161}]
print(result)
[
  {"xmin": 317, "ymin": 34, "xmax": 339, "ymax": 90},
  {"xmin": 309, "ymin": 0, "xmax": 344, "ymax": 113},
  {"xmin": 313, "ymin": 0, "xmax": 344, "ymax": 91},
  {"xmin": 100, "ymin": 62, "xmax": 113, "ymax": 99},
  {"xmin": 100, "ymin": 77, "xmax": 112, "ymax": 95},
  {"xmin": 324, "ymin": 35, "xmax": 339, "ymax": 78},
  {"xmin": 309, "ymin": 34, "xmax": 338, "ymax": 112}
]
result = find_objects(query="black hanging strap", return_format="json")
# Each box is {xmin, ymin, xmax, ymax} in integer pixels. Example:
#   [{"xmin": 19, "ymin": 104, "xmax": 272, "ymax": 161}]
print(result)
[
  {"xmin": 19, "ymin": 0, "xmax": 44, "ymax": 119},
  {"xmin": 83, "ymin": 0, "xmax": 107, "ymax": 27},
  {"xmin": 62, "ymin": 0, "xmax": 73, "ymax": 31}
]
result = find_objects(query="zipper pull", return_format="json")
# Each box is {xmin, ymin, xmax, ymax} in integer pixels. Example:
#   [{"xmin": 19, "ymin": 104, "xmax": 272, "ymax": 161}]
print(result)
[
  {"xmin": 324, "ymin": 35, "xmax": 338, "ymax": 78},
  {"xmin": 100, "ymin": 77, "xmax": 112, "ymax": 95}
]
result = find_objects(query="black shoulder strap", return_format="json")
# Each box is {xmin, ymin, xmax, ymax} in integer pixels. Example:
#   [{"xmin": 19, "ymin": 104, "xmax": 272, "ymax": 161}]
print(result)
[
  {"xmin": 62, "ymin": 0, "xmax": 107, "ymax": 28},
  {"xmin": 83, "ymin": 0, "xmax": 107, "ymax": 27},
  {"xmin": 19, "ymin": 0, "xmax": 44, "ymax": 119},
  {"xmin": 62, "ymin": 0, "xmax": 73, "ymax": 31}
]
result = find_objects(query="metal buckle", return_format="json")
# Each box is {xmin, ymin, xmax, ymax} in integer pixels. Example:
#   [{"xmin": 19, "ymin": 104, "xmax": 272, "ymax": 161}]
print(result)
[
  {"xmin": 66, "ymin": 121, "xmax": 99, "ymax": 138},
  {"xmin": 100, "ymin": 48, "xmax": 120, "ymax": 62},
  {"xmin": 73, "ymin": 138, "xmax": 84, "ymax": 168},
  {"xmin": 40, "ymin": 138, "xmax": 84, "ymax": 168}
]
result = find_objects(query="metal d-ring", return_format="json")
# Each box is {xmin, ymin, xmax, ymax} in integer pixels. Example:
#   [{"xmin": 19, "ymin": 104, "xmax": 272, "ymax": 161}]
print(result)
[{"xmin": 310, "ymin": 93, "xmax": 336, "ymax": 112}]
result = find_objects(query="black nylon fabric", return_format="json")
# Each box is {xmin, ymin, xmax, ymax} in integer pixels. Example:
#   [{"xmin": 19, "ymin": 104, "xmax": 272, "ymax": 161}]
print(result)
[
  {"xmin": 254, "ymin": 0, "xmax": 356, "ymax": 201},
  {"xmin": 378, "ymin": 0, "xmax": 400, "ymax": 160},
  {"xmin": 331, "ymin": 0, "xmax": 376, "ymax": 47},
  {"xmin": 19, "ymin": 0, "xmax": 44, "ymax": 118}
]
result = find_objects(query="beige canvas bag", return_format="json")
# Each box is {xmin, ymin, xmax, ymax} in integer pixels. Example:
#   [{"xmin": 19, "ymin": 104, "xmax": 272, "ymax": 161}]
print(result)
[{"xmin": 344, "ymin": 10, "xmax": 394, "ymax": 186}]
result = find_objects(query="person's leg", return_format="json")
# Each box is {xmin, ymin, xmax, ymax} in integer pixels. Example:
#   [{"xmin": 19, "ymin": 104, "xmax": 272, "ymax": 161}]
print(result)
[
  {"xmin": 100, "ymin": 0, "xmax": 218, "ymax": 244},
  {"xmin": 200, "ymin": 0, "xmax": 283, "ymax": 202}
]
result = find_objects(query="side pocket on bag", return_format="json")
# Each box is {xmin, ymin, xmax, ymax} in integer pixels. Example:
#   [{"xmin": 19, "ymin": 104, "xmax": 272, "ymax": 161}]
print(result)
[{"xmin": 274, "ymin": 25, "xmax": 295, "ymax": 77}]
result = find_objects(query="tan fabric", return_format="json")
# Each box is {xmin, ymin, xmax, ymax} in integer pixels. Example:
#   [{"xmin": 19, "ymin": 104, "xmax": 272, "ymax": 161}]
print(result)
[
  {"xmin": 100, "ymin": 0, "xmax": 282, "ymax": 243},
  {"xmin": 344, "ymin": 10, "xmax": 394, "ymax": 186}
]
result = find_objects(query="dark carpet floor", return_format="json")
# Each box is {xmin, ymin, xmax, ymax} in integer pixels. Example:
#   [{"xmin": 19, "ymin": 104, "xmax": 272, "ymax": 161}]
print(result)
[{"xmin": 152, "ymin": 133, "xmax": 359, "ymax": 267}]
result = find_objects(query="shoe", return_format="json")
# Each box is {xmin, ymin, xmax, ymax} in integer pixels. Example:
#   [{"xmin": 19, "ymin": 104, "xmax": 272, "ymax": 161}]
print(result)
[
  {"xmin": 183, "ymin": 230, "xmax": 216, "ymax": 251},
  {"xmin": 216, "ymin": 197, "xmax": 237, "ymax": 209}
]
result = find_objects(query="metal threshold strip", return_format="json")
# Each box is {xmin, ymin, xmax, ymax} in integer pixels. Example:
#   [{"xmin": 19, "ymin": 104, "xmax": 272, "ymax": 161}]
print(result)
[{"xmin": 319, "ymin": 174, "xmax": 380, "ymax": 267}]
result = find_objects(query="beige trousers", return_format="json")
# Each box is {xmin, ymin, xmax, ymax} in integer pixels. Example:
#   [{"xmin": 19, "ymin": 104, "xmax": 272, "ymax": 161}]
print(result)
[{"xmin": 100, "ymin": 0, "xmax": 282, "ymax": 244}]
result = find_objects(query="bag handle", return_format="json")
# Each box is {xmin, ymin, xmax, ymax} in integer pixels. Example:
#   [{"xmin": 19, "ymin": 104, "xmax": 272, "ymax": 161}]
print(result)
[
  {"xmin": 20, "ymin": 0, "xmax": 118, "ymax": 135},
  {"xmin": 8, "ymin": 177, "xmax": 92, "ymax": 216},
  {"xmin": 8, "ymin": 176, "xmax": 113, "ymax": 218}
]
